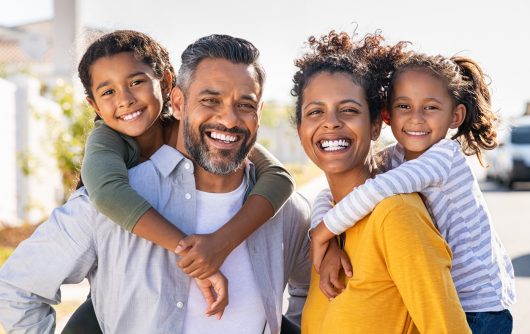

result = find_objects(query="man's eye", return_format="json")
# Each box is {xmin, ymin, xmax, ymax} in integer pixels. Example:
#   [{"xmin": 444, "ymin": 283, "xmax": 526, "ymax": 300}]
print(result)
[
  {"xmin": 239, "ymin": 103, "xmax": 256, "ymax": 111},
  {"xmin": 202, "ymin": 98, "xmax": 218, "ymax": 105}
]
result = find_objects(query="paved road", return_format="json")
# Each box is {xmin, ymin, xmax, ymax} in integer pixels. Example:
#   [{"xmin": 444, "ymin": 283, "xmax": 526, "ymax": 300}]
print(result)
[{"xmin": 299, "ymin": 176, "xmax": 530, "ymax": 334}]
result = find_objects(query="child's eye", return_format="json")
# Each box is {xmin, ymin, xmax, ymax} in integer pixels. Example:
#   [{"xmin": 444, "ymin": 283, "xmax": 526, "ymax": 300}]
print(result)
[
  {"xmin": 101, "ymin": 89, "xmax": 114, "ymax": 97},
  {"xmin": 395, "ymin": 104, "xmax": 410, "ymax": 110},
  {"xmin": 424, "ymin": 105, "xmax": 438, "ymax": 111},
  {"xmin": 131, "ymin": 80, "xmax": 144, "ymax": 86}
]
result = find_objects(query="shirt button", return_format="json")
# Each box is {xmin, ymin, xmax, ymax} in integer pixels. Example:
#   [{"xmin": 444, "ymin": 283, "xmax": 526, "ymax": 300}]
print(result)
[
  {"xmin": 184, "ymin": 163, "xmax": 191, "ymax": 170},
  {"xmin": 185, "ymin": 193, "xmax": 191, "ymax": 200},
  {"xmin": 176, "ymin": 301, "xmax": 184, "ymax": 309}
]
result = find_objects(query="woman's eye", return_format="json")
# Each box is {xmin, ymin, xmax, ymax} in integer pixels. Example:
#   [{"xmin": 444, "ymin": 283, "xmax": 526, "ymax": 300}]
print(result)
[
  {"xmin": 342, "ymin": 108, "xmax": 359, "ymax": 114},
  {"xmin": 306, "ymin": 109, "xmax": 322, "ymax": 117}
]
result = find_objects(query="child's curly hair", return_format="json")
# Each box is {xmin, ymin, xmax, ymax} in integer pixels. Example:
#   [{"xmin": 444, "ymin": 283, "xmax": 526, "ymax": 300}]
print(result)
[
  {"xmin": 291, "ymin": 30, "xmax": 408, "ymax": 126},
  {"xmin": 389, "ymin": 53, "xmax": 497, "ymax": 164}
]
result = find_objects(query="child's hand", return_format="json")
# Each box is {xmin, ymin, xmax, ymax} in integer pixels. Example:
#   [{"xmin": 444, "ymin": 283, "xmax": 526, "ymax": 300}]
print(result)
[
  {"xmin": 310, "ymin": 221, "xmax": 336, "ymax": 272},
  {"xmin": 175, "ymin": 233, "xmax": 231, "ymax": 279},
  {"xmin": 194, "ymin": 271, "xmax": 229, "ymax": 320},
  {"xmin": 318, "ymin": 238, "xmax": 353, "ymax": 300}
]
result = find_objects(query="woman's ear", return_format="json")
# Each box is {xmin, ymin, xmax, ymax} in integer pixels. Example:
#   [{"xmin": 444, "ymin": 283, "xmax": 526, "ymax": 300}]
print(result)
[
  {"xmin": 170, "ymin": 86, "xmax": 185, "ymax": 120},
  {"xmin": 450, "ymin": 104, "xmax": 467, "ymax": 129},
  {"xmin": 86, "ymin": 96, "xmax": 102, "ymax": 119}
]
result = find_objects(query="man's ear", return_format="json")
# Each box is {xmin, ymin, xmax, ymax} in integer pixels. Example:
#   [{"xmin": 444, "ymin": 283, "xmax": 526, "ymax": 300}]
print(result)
[
  {"xmin": 86, "ymin": 96, "xmax": 102, "ymax": 119},
  {"xmin": 450, "ymin": 104, "xmax": 466, "ymax": 129},
  {"xmin": 170, "ymin": 86, "xmax": 185, "ymax": 120}
]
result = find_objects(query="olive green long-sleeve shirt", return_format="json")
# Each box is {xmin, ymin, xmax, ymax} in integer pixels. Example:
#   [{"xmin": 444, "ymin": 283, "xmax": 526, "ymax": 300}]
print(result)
[{"xmin": 81, "ymin": 121, "xmax": 295, "ymax": 231}]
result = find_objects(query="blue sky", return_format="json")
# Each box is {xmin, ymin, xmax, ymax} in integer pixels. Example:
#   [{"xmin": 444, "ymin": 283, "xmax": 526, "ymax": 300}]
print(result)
[{"xmin": 2, "ymin": 0, "xmax": 530, "ymax": 122}]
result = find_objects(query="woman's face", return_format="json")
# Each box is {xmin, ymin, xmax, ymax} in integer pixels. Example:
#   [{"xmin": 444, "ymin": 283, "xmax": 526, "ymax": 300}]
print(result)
[{"xmin": 297, "ymin": 71, "xmax": 380, "ymax": 177}]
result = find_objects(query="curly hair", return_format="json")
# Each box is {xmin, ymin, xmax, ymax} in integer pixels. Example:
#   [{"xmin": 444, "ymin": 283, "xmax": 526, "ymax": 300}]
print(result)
[
  {"xmin": 291, "ymin": 30, "xmax": 408, "ymax": 126},
  {"xmin": 389, "ymin": 53, "xmax": 497, "ymax": 164},
  {"xmin": 78, "ymin": 30, "xmax": 177, "ymax": 123}
]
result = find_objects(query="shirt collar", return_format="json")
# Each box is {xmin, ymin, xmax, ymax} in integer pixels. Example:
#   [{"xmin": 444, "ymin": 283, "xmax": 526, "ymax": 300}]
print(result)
[
  {"xmin": 149, "ymin": 145, "xmax": 257, "ymax": 184},
  {"xmin": 149, "ymin": 145, "xmax": 186, "ymax": 178}
]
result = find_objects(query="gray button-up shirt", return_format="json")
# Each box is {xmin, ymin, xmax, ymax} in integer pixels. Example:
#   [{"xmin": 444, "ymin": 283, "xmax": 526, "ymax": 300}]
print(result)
[{"xmin": 0, "ymin": 145, "xmax": 311, "ymax": 334}]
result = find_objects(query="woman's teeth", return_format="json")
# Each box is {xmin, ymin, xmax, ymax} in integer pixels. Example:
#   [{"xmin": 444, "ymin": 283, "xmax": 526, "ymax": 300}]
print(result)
[{"xmin": 320, "ymin": 139, "xmax": 350, "ymax": 151}]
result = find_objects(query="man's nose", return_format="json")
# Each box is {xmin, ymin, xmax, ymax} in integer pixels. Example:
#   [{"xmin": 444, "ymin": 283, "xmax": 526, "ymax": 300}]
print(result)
[{"xmin": 217, "ymin": 105, "xmax": 240, "ymax": 129}]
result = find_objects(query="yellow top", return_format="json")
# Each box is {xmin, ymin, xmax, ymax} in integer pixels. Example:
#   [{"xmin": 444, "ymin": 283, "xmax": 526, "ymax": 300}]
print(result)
[{"xmin": 302, "ymin": 194, "xmax": 470, "ymax": 334}]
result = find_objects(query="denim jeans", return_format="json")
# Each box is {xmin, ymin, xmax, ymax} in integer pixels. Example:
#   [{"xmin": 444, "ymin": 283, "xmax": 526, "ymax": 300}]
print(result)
[{"xmin": 466, "ymin": 309, "xmax": 513, "ymax": 334}]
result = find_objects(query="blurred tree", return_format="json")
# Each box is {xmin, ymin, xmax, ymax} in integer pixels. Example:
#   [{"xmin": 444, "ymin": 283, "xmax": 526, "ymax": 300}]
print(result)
[{"xmin": 49, "ymin": 82, "xmax": 94, "ymax": 200}]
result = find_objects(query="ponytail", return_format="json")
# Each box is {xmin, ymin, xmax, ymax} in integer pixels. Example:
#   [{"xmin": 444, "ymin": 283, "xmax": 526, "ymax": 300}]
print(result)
[{"xmin": 451, "ymin": 56, "xmax": 497, "ymax": 165}]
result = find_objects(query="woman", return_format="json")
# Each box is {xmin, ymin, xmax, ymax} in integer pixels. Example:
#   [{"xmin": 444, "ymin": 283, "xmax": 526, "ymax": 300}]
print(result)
[{"xmin": 292, "ymin": 30, "xmax": 471, "ymax": 333}]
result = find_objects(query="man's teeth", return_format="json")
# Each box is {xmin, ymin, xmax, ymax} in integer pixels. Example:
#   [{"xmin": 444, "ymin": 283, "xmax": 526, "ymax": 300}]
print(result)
[
  {"xmin": 321, "ymin": 139, "xmax": 350, "ymax": 151},
  {"xmin": 210, "ymin": 132, "xmax": 237, "ymax": 143},
  {"xmin": 120, "ymin": 110, "xmax": 142, "ymax": 121}
]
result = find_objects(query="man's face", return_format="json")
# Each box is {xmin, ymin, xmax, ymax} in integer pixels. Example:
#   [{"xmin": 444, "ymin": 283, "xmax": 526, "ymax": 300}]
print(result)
[{"xmin": 173, "ymin": 58, "xmax": 262, "ymax": 175}]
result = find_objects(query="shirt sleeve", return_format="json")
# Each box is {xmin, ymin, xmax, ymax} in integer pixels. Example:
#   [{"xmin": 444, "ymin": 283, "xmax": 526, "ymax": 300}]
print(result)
[
  {"xmin": 310, "ymin": 188, "xmax": 333, "ymax": 229},
  {"xmin": 282, "ymin": 194, "xmax": 311, "ymax": 327},
  {"xmin": 0, "ymin": 192, "xmax": 98, "ymax": 333},
  {"xmin": 248, "ymin": 143, "xmax": 295, "ymax": 214},
  {"xmin": 379, "ymin": 197, "xmax": 470, "ymax": 333},
  {"xmin": 81, "ymin": 122, "xmax": 152, "ymax": 231},
  {"xmin": 323, "ymin": 139, "xmax": 458, "ymax": 235}
]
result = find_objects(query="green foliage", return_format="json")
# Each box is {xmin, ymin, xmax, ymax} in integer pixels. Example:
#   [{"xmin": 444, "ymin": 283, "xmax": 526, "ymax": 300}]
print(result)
[{"xmin": 50, "ymin": 82, "xmax": 94, "ymax": 200}]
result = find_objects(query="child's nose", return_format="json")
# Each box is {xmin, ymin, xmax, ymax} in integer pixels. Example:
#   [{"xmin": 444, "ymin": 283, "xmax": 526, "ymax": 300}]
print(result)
[{"xmin": 118, "ymin": 89, "xmax": 136, "ymax": 108}]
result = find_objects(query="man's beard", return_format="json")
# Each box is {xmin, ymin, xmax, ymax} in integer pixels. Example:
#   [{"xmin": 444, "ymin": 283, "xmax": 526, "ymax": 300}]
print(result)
[{"xmin": 183, "ymin": 118, "xmax": 256, "ymax": 175}]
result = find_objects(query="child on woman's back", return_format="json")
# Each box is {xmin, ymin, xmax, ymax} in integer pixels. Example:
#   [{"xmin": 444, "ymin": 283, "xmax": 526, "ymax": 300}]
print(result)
[
  {"xmin": 311, "ymin": 51, "xmax": 515, "ymax": 333},
  {"xmin": 75, "ymin": 30, "xmax": 294, "ymax": 320}
]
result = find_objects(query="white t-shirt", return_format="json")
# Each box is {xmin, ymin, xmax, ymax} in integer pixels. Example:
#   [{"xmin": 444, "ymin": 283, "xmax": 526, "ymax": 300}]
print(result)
[{"xmin": 183, "ymin": 178, "xmax": 266, "ymax": 334}]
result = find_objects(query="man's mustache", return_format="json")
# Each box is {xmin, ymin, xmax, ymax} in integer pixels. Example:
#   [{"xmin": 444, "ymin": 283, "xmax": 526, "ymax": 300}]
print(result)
[{"xmin": 199, "ymin": 123, "xmax": 250, "ymax": 137}]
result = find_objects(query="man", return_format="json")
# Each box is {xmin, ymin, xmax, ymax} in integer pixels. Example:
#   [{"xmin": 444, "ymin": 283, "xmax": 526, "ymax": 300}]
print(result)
[{"xmin": 0, "ymin": 35, "xmax": 310, "ymax": 334}]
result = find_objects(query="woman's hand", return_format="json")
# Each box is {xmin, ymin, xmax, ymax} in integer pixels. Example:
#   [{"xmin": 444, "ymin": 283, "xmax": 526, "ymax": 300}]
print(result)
[
  {"xmin": 193, "ymin": 271, "xmax": 229, "ymax": 319},
  {"xmin": 318, "ymin": 238, "xmax": 353, "ymax": 300},
  {"xmin": 175, "ymin": 233, "xmax": 232, "ymax": 279}
]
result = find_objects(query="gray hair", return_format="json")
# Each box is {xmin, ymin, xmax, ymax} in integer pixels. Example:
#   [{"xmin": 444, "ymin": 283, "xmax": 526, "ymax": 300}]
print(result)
[{"xmin": 176, "ymin": 34, "xmax": 266, "ymax": 95}]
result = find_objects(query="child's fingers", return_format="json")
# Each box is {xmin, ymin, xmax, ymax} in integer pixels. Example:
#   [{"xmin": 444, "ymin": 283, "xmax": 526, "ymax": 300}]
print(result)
[
  {"xmin": 319, "ymin": 272, "xmax": 339, "ymax": 300},
  {"xmin": 340, "ymin": 252, "xmax": 353, "ymax": 277},
  {"xmin": 329, "ymin": 267, "xmax": 345, "ymax": 291}
]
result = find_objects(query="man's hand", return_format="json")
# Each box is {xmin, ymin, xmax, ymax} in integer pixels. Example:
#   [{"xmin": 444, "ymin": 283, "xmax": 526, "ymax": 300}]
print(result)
[
  {"xmin": 318, "ymin": 238, "xmax": 353, "ymax": 300},
  {"xmin": 175, "ymin": 233, "xmax": 232, "ymax": 279},
  {"xmin": 310, "ymin": 221, "xmax": 336, "ymax": 272},
  {"xmin": 194, "ymin": 272, "xmax": 229, "ymax": 320}
]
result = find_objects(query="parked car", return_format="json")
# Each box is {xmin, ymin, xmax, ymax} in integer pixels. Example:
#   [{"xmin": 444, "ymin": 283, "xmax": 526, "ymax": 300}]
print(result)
[{"xmin": 487, "ymin": 116, "xmax": 530, "ymax": 188}]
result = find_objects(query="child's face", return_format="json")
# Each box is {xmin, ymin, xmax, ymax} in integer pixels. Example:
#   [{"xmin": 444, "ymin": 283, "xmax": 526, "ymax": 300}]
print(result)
[
  {"xmin": 297, "ymin": 71, "xmax": 380, "ymax": 177},
  {"xmin": 87, "ymin": 52, "xmax": 166, "ymax": 138},
  {"xmin": 388, "ymin": 69, "xmax": 465, "ymax": 160}
]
